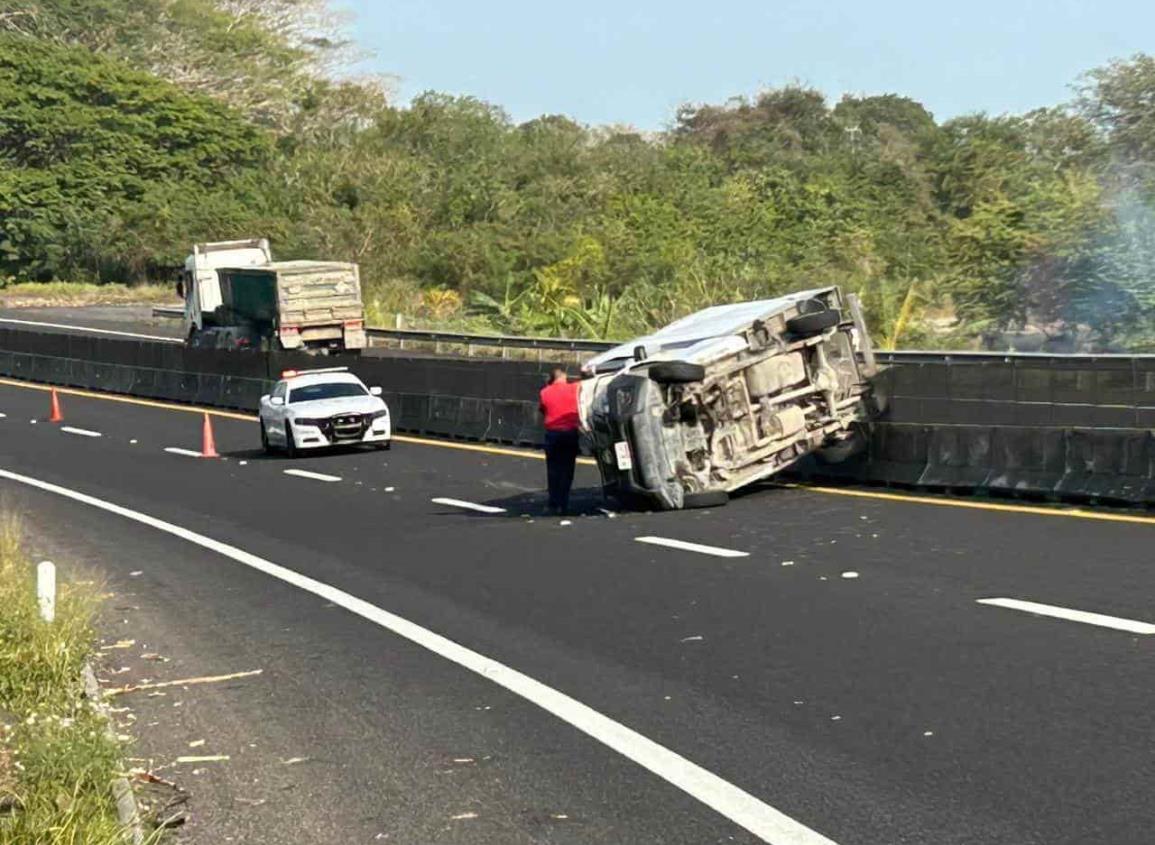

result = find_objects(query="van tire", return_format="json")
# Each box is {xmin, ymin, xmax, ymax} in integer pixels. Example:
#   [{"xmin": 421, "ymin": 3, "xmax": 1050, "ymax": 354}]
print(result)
[
  {"xmin": 648, "ymin": 361, "xmax": 706, "ymax": 384},
  {"xmin": 682, "ymin": 490, "xmax": 730, "ymax": 509},
  {"xmin": 817, "ymin": 428, "xmax": 867, "ymax": 464},
  {"xmin": 786, "ymin": 309, "xmax": 840, "ymax": 336}
]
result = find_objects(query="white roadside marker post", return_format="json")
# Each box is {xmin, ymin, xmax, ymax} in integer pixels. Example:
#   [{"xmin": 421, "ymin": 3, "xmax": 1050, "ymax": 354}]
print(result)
[{"xmin": 37, "ymin": 560, "xmax": 56, "ymax": 623}]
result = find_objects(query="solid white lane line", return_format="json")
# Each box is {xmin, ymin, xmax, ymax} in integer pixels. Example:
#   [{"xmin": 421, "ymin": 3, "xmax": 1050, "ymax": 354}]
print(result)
[
  {"xmin": 283, "ymin": 469, "xmax": 342, "ymax": 483},
  {"xmin": 0, "ymin": 467, "xmax": 837, "ymax": 845},
  {"xmin": 60, "ymin": 426, "xmax": 102, "ymax": 438},
  {"xmin": 431, "ymin": 497, "xmax": 507, "ymax": 514},
  {"xmin": 977, "ymin": 598, "xmax": 1155, "ymax": 635},
  {"xmin": 0, "ymin": 317, "xmax": 180, "ymax": 343},
  {"xmin": 164, "ymin": 447, "xmax": 204, "ymax": 458},
  {"xmin": 635, "ymin": 536, "xmax": 749, "ymax": 559}
]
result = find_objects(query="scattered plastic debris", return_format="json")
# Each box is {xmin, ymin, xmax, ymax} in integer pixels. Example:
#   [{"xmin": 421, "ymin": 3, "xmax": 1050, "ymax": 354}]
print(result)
[
  {"xmin": 559, "ymin": 520, "xmax": 572, "ymax": 526},
  {"xmin": 129, "ymin": 571, "xmax": 143, "ymax": 577},
  {"xmin": 101, "ymin": 639, "xmax": 136, "ymax": 651},
  {"xmin": 280, "ymin": 757, "xmax": 309, "ymax": 766},
  {"xmin": 781, "ymin": 560, "xmax": 795, "ymax": 566},
  {"xmin": 596, "ymin": 507, "xmax": 617, "ymax": 519},
  {"xmin": 923, "ymin": 731, "xmax": 934, "ymax": 737},
  {"xmin": 841, "ymin": 571, "xmax": 859, "ymax": 579},
  {"xmin": 680, "ymin": 635, "xmax": 704, "ymax": 642},
  {"xmin": 188, "ymin": 740, "xmax": 205, "ymax": 748},
  {"xmin": 830, "ymin": 715, "xmax": 842, "ymax": 721},
  {"xmin": 450, "ymin": 812, "xmax": 478, "ymax": 821}
]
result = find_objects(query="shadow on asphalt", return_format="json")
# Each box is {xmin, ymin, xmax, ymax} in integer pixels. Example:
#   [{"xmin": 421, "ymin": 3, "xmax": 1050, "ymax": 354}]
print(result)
[{"xmin": 220, "ymin": 444, "xmax": 390, "ymax": 462}]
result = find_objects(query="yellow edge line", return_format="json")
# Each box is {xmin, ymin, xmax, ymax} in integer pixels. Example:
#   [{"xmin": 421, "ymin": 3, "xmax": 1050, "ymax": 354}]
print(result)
[
  {"xmin": 0, "ymin": 377, "xmax": 598, "ymax": 464},
  {"xmin": 779, "ymin": 482, "xmax": 1155, "ymax": 527},
  {"xmin": 2, "ymin": 377, "xmax": 1145, "ymax": 521}
]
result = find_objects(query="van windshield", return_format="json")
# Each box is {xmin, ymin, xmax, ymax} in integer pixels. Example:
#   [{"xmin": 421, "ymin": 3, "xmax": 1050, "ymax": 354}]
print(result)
[{"xmin": 289, "ymin": 382, "xmax": 366, "ymax": 403}]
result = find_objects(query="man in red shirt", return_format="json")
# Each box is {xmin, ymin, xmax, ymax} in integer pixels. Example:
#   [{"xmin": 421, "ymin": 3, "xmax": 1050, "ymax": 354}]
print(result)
[{"xmin": 539, "ymin": 367, "xmax": 581, "ymax": 515}]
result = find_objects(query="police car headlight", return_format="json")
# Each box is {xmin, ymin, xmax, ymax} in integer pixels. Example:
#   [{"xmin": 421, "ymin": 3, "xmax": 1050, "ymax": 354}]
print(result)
[
  {"xmin": 370, "ymin": 409, "xmax": 389, "ymax": 420},
  {"xmin": 293, "ymin": 417, "xmax": 325, "ymax": 427}
]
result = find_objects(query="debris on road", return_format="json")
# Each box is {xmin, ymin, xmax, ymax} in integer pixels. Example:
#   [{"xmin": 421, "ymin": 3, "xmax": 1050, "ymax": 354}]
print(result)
[
  {"xmin": 450, "ymin": 812, "xmax": 478, "ymax": 820},
  {"xmin": 175, "ymin": 755, "xmax": 230, "ymax": 764},
  {"xmin": 280, "ymin": 756, "xmax": 309, "ymax": 766},
  {"xmin": 680, "ymin": 635, "xmax": 704, "ymax": 642},
  {"xmin": 106, "ymin": 669, "xmax": 263, "ymax": 697},
  {"xmin": 841, "ymin": 571, "xmax": 860, "ymax": 579}
]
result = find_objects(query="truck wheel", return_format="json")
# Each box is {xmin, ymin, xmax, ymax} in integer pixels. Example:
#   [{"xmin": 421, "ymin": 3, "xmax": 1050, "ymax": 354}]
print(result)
[
  {"xmin": 648, "ymin": 361, "xmax": 706, "ymax": 384},
  {"xmin": 786, "ymin": 309, "xmax": 841, "ymax": 336},
  {"xmin": 816, "ymin": 428, "xmax": 867, "ymax": 464},
  {"xmin": 683, "ymin": 490, "xmax": 730, "ymax": 509}
]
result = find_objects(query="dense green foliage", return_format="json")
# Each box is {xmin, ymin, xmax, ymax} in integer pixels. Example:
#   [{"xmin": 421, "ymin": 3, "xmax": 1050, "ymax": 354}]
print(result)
[{"xmin": 2, "ymin": 0, "xmax": 1154, "ymax": 349}]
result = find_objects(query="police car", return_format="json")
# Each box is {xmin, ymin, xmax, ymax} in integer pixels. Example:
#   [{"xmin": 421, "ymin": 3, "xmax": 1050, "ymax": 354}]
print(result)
[{"xmin": 259, "ymin": 367, "xmax": 392, "ymax": 456}]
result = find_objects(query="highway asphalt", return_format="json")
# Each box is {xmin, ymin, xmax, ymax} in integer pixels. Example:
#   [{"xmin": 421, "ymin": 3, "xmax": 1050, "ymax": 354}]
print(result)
[{"xmin": 1, "ymin": 378, "xmax": 1152, "ymax": 844}]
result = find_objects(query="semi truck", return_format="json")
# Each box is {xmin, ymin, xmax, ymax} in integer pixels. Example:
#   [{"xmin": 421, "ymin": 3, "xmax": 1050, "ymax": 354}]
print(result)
[
  {"xmin": 178, "ymin": 239, "xmax": 272, "ymax": 343},
  {"xmin": 177, "ymin": 241, "xmax": 367, "ymax": 353}
]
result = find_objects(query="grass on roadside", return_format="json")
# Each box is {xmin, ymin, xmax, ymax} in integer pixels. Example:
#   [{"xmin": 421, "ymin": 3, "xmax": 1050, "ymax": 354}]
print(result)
[
  {"xmin": 0, "ymin": 282, "xmax": 176, "ymax": 309},
  {"xmin": 0, "ymin": 514, "xmax": 135, "ymax": 845}
]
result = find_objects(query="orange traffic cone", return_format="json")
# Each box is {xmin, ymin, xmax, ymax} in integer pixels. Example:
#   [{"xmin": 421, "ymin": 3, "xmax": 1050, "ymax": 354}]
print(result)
[
  {"xmin": 48, "ymin": 389, "xmax": 64, "ymax": 423},
  {"xmin": 201, "ymin": 413, "xmax": 219, "ymax": 458}
]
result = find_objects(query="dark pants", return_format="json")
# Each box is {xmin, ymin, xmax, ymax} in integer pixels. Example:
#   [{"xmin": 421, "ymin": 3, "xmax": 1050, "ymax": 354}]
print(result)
[{"xmin": 544, "ymin": 429, "xmax": 580, "ymax": 513}]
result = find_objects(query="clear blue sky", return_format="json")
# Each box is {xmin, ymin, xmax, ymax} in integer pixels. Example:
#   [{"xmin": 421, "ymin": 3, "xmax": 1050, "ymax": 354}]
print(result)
[{"xmin": 335, "ymin": 0, "xmax": 1152, "ymax": 129}]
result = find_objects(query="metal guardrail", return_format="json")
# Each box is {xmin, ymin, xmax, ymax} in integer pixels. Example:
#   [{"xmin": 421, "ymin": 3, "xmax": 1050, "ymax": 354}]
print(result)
[
  {"xmin": 151, "ymin": 307, "xmax": 1155, "ymax": 363},
  {"xmin": 365, "ymin": 327, "xmax": 613, "ymax": 353}
]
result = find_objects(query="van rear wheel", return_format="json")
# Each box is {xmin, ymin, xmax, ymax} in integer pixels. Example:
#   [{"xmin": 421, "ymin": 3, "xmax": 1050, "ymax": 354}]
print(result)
[
  {"xmin": 683, "ymin": 490, "xmax": 730, "ymax": 509},
  {"xmin": 648, "ymin": 361, "xmax": 706, "ymax": 384}
]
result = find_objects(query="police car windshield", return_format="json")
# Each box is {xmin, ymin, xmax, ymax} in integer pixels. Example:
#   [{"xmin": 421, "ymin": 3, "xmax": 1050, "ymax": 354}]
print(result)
[{"xmin": 289, "ymin": 382, "xmax": 366, "ymax": 403}]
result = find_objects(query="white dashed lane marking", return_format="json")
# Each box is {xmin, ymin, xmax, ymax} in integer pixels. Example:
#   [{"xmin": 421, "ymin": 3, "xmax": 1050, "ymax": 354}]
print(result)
[
  {"xmin": 431, "ymin": 497, "xmax": 507, "ymax": 514},
  {"xmin": 977, "ymin": 598, "xmax": 1155, "ymax": 635},
  {"xmin": 60, "ymin": 426, "xmax": 102, "ymax": 438},
  {"xmin": 284, "ymin": 469, "xmax": 342, "ymax": 483},
  {"xmin": 635, "ymin": 536, "xmax": 749, "ymax": 559},
  {"xmin": 164, "ymin": 447, "xmax": 204, "ymax": 458}
]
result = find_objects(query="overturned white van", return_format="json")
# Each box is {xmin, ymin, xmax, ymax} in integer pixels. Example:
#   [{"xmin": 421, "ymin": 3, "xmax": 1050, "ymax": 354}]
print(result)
[{"xmin": 579, "ymin": 287, "xmax": 878, "ymax": 510}]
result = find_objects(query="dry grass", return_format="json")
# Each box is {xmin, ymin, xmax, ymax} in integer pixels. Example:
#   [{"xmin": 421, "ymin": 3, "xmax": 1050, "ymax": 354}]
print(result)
[
  {"xmin": 0, "ymin": 514, "xmax": 138, "ymax": 845},
  {"xmin": 0, "ymin": 282, "xmax": 176, "ymax": 309}
]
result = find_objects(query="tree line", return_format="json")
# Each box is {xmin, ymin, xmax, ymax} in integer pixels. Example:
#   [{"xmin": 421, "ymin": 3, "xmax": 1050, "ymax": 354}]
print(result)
[{"xmin": 1, "ymin": 0, "xmax": 1154, "ymax": 349}]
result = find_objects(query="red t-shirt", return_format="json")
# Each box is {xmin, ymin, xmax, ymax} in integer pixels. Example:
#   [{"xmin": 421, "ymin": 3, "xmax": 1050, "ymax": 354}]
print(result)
[{"xmin": 539, "ymin": 380, "xmax": 580, "ymax": 432}]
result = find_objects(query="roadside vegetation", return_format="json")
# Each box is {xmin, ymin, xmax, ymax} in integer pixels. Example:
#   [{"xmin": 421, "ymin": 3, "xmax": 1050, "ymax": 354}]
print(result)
[
  {"xmin": 0, "ymin": 282, "xmax": 174, "ymax": 309},
  {"xmin": 0, "ymin": 515, "xmax": 132, "ymax": 845},
  {"xmin": 2, "ymin": 1, "xmax": 1154, "ymax": 350}
]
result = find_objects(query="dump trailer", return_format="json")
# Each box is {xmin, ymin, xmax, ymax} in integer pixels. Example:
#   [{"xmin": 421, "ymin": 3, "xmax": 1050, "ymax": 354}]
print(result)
[{"xmin": 211, "ymin": 261, "xmax": 367, "ymax": 353}]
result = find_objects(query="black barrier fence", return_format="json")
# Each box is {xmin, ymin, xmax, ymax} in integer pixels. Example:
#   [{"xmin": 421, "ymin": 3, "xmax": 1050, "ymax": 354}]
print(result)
[
  {"xmin": 1, "ymin": 328, "xmax": 1152, "ymax": 505},
  {"xmin": 793, "ymin": 422, "xmax": 1155, "ymax": 506},
  {"xmin": 872, "ymin": 353, "xmax": 1155, "ymax": 428}
]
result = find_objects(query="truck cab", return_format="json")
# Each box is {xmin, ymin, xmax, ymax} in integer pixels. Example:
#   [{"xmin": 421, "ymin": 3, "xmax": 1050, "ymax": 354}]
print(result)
[{"xmin": 178, "ymin": 239, "xmax": 272, "ymax": 342}]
